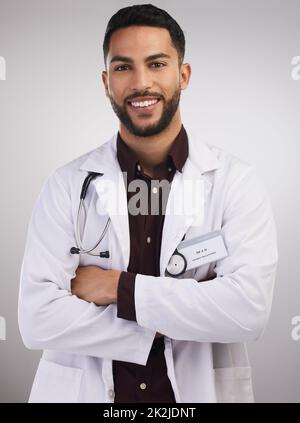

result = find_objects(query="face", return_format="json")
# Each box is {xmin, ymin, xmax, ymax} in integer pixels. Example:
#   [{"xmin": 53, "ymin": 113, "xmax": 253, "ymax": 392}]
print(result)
[{"xmin": 102, "ymin": 26, "xmax": 191, "ymax": 137}]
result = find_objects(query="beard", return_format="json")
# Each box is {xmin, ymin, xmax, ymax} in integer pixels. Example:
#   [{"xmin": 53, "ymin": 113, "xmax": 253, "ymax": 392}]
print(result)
[{"xmin": 108, "ymin": 86, "xmax": 181, "ymax": 137}]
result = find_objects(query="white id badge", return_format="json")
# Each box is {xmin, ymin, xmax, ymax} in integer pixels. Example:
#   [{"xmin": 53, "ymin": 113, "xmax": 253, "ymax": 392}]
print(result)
[{"xmin": 176, "ymin": 230, "xmax": 228, "ymax": 271}]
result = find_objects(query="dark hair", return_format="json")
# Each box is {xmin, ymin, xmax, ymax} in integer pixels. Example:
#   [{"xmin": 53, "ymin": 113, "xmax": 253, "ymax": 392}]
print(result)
[{"xmin": 103, "ymin": 4, "xmax": 185, "ymax": 66}]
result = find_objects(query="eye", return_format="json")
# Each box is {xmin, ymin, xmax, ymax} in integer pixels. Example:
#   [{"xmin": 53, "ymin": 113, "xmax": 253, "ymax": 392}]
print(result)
[
  {"xmin": 151, "ymin": 62, "xmax": 165, "ymax": 68},
  {"xmin": 114, "ymin": 65, "xmax": 129, "ymax": 72}
]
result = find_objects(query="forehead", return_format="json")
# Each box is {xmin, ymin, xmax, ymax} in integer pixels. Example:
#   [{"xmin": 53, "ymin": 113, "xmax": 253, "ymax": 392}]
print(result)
[{"xmin": 107, "ymin": 26, "xmax": 176, "ymax": 59}]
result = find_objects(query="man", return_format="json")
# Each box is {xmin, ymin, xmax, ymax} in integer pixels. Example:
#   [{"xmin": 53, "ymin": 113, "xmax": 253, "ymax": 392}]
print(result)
[{"xmin": 18, "ymin": 4, "xmax": 278, "ymax": 403}]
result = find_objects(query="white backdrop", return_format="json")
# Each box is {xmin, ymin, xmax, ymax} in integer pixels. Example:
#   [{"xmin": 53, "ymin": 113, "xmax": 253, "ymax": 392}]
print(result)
[{"xmin": 0, "ymin": 0, "xmax": 299, "ymax": 402}]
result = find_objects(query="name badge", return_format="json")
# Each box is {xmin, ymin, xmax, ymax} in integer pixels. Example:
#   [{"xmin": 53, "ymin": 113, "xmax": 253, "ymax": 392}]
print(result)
[{"xmin": 166, "ymin": 230, "xmax": 228, "ymax": 276}]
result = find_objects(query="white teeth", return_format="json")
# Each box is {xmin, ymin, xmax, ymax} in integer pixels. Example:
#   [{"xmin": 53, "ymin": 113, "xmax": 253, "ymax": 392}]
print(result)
[{"xmin": 130, "ymin": 99, "xmax": 159, "ymax": 108}]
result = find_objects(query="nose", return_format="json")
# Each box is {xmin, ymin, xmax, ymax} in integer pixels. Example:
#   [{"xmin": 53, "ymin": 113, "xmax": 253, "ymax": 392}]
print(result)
[{"xmin": 131, "ymin": 66, "xmax": 152, "ymax": 92}]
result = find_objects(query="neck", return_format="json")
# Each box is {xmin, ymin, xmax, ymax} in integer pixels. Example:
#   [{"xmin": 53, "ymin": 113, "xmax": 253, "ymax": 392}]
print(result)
[{"xmin": 119, "ymin": 111, "xmax": 182, "ymax": 174}]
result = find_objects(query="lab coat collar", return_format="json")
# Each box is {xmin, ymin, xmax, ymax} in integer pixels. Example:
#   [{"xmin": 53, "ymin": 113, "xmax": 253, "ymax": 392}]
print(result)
[
  {"xmin": 79, "ymin": 133, "xmax": 118, "ymax": 175},
  {"xmin": 79, "ymin": 130, "xmax": 221, "ymax": 176}
]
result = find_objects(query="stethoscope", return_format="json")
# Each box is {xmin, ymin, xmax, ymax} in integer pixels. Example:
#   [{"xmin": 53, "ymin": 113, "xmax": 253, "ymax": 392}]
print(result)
[
  {"xmin": 165, "ymin": 233, "xmax": 188, "ymax": 277},
  {"xmin": 165, "ymin": 249, "xmax": 187, "ymax": 277},
  {"xmin": 70, "ymin": 172, "xmax": 111, "ymax": 258}
]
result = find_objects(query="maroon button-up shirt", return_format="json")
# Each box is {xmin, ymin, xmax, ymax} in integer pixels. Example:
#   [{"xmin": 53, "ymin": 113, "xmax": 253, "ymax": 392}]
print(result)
[{"xmin": 113, "ymin": 125, "xmax": 189, "ymax": 403}]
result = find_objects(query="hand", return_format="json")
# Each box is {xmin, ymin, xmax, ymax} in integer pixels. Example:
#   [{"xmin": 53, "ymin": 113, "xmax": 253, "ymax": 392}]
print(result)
[
  {"xmin": 71, "ymin": 266, "xmax": 164, "ymax": 337},
  {"xmin": 71, "ymin": 265, "xmax": 121, "ymax": 306}
]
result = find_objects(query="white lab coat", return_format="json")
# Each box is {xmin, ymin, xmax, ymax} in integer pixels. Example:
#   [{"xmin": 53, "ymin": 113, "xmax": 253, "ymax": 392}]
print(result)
[{"xmin": 18, "ymin": 130, "xmax": 278, "ymax": 403}]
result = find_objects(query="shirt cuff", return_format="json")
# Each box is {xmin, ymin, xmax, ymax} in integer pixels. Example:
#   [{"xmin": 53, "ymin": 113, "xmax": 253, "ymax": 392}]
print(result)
[{"xmin": 117, "ymin": 271, "xmax": 137, "ymax": 321}]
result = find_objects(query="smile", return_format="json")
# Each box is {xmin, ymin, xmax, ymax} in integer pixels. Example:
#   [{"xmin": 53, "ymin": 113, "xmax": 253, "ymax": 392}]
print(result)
[
  {"xmin": 127, "ymin": 98, "xmax": 161, "ymax": 113},
  {"xmin": 129, "ymin": 99, "xmax": 159, "ymax": 108}
]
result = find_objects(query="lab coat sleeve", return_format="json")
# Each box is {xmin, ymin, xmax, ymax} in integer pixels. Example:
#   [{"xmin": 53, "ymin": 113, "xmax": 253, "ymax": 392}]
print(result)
[
  {"xmin": 18, "ymin": 170, "xmax": 155, "ymax": 364},
  {"xmin": 134, "ymin": 165, "xmax": 278, "ymax": 342}
]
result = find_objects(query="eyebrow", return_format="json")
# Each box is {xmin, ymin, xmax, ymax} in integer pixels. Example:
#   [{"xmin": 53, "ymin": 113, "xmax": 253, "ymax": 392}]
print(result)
[{"xmin": 110, "ymin": 53, "xmax": 171, "ymax": 64}]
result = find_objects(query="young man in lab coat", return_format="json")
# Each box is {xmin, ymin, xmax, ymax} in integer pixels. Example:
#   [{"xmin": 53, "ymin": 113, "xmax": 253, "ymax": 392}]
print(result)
[{"xmin": 18, "ymin": 4, "xmax": 278, "ymax": 403}]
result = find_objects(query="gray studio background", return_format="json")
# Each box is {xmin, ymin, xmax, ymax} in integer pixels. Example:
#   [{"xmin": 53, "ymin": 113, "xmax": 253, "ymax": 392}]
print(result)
[{"xmin": 0, "ymin": 0, "xmax": 299, "ymax": 402}]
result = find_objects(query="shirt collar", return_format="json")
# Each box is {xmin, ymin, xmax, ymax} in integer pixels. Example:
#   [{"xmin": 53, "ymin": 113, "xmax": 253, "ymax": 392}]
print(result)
[
  {"xmin": 168, "ymin": 124, "xmax": 189, "ymax": 173},
  {"xmin": 116, "ymin": 124, "xmax": 189, "ymax": 181}
]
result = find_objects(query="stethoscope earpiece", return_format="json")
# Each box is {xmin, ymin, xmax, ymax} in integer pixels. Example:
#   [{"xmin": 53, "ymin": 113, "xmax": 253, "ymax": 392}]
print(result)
[{"xmin": 70, "ymin": 247, "xmax": 110, "ymax": 258}]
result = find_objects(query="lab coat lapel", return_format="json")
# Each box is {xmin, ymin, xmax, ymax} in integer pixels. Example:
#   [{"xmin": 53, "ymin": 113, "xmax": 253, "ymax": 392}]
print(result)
[
  {"xmin": 160, "ymin": 132, "xmax": 221, "ymax": 276},
  {"xmin": 160, "ymin": 158, "xmax": 206, "ymax": 276},
  {"xmin": 93, "ymin": 166, "xmax": 130, "ymax": 270}
]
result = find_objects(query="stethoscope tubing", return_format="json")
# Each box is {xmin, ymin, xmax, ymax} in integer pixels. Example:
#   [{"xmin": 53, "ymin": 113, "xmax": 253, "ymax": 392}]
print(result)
[
  {"xmin": 71, "ymin": 172, "xmax": 110, "ymax": 257},
  {"xmin": 75, "ymin": 198, "xmax": 111, "ymax": 254}
]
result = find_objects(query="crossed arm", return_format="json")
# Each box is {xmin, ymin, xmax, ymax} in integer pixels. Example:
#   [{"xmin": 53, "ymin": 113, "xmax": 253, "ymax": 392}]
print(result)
[{"xmin": 71, "ymin": 265, "xmax": 163, "ymax": 338}]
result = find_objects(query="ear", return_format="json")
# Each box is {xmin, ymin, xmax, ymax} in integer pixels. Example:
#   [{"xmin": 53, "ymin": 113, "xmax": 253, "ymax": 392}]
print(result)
[
  {"xmin": 102, "ymin": 70, "xmax": 109, "ymax": 98},
  {"xmin": 180, "ymin": 63, "xmax": 192, "ymax": 90}
]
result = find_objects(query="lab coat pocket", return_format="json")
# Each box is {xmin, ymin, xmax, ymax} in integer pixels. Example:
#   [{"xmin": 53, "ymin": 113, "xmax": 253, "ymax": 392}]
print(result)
[
  {"xmin": 214, "ymin": 366, "xmax": 254, "ymax": 403},
  {"xmin": 29, "ymin": 358, "xmax": 83, "ymax": 403}
]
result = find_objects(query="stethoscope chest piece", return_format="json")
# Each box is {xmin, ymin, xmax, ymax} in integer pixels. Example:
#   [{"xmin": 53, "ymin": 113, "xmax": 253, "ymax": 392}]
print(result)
[{"xmin": 165, "ymin": 249, "xmax": 187, "ymax": 277}]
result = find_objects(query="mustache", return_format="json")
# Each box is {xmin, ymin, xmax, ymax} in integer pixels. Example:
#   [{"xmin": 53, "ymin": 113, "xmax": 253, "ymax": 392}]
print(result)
[{"xmin": 125, "ymin": 91, "xmax": 163, "ymax": 102}]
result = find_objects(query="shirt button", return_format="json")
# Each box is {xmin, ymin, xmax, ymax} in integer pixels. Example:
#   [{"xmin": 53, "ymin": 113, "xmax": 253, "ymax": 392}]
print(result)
[
  {"xmin": 108, "ymin": 389, "xmax": 115, "ymax": 399},
  {"xmin": 146, "ymin": 236, "xmax": 151, "ymax": 244},
  {"xmin": 152, "ymin": 187, "xmax": 158, "ymax": 194},
  {"xmin": 140, "ymin": 383, "xmax": 147, "ymax": 390},
  {"xmin": 168, "ymin": 167, "xmax": 173, "ymax": 172}
]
